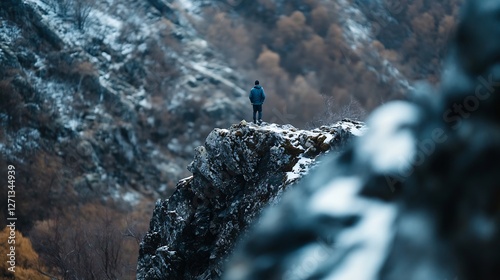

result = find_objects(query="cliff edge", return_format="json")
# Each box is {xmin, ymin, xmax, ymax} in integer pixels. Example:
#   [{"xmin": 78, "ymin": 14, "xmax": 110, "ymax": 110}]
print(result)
[{"xmin": 137, "ymin": 120, "xmax": 363, "ymax": 279}]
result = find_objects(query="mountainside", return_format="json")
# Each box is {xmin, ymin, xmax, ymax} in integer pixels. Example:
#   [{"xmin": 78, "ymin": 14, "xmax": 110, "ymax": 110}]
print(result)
[
  {"xmin": 137, "ymin": 120, "xmax": 363, "ymax": 279},
  {"xmin": 222, "ymin": 1, "xmax": 500, "ymax": 279},
  {"xmin": 0, "ymin": 0, "xmax": 259, "ymax": 240},
  {"xmin": 0, "ymin": 0, "xmax": 461, "ymax": 228},
  {"xmin": 0, "ymin": 0, "xmax": 462, "ymax": 278}
]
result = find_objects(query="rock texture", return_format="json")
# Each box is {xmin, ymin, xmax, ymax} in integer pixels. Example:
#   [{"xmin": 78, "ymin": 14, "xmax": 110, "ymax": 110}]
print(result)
[
  {"xmin": 137, "ymin": 120, "xmax": 363, "ymax": 279},
  {"xmin": 0, "ymin": 0, "xmax": 253, "ymax": 216},
  {"xmin": 222, "ymin": 1, "xmax": 500, "ymax": 280}
]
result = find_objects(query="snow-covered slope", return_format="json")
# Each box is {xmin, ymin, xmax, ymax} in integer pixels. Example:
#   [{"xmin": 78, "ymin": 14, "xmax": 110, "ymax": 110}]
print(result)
[
  {"xmin": 0, "ymin": 0, "xmax": 454, "ymax": 206},
  {"xmin": 0, "ymin": 0, "xmax": 252, "ymax": 207}
]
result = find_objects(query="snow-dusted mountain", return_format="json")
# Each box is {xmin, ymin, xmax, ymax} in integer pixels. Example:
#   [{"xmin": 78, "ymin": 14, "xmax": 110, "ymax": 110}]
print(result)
[
  {"xmin": 1, "ymin": 0, "xmax": 252, "ymax": 207},
  {"xmin": 1, "ymin": 0, "xmax": 440, "ymax": 222},
  {"xmin": 1, "ymin": 0, "xmax": 458, "ymax": 205},
  {"xmin": 0, "ymin": 0, "xmax": 462, "ymax": 278}
]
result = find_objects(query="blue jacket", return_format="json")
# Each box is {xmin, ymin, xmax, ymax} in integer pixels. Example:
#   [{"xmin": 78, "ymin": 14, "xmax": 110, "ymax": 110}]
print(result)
[{"xmin": 249, "ymin": 85, "xmax": 266, "ymax": 105}]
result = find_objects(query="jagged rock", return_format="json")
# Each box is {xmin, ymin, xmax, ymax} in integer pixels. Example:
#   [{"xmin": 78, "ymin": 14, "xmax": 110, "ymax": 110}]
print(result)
[
  {"xmin": 136, "ymin": 120, "xmax": 364, "ymax": 279},
  {"xmin": 76, "ymin": 140, "xmax": 94, "ymax": 158},
  {"xmin": 222, "ymin": 1, "xmax": 500, "ymax": 280}
]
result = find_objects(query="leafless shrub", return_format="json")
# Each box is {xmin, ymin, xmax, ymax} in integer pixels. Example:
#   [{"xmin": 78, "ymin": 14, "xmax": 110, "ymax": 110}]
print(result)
[
  {"xmin": 46, "ymin": 52, "xmax": 97, "ymax": 87},
  {"xmin": 71, "ymin": 60, "xmax": 97, "ymax": 91},
  {"xmin": 53, "ymin": 0, "xmax": 72, "ymax": 17},
  {"xmin": 30, "ymin": 202, "xmax": 149, "ymax": 280},
  {"xmin": 72, "ymin": 60, "xmax": 96, "ymax": 76},
  {"xmin": 73, "ymin": 0, "xmax": 94, "ymax": 30},
  {"xmin": 50, "ymin": 0, "xmax": 93, "ymax": 28},
  {"xmin": 26, "ymin": 198, "xmax": 154, "ymax": 279},
  {"xmin": 118, "ymin": 18, "xmax": 142, "ymax": 43},
  {"xmin": 307, "ymin": 95, "xmax": 367, "ymax": 128},
  {"xmin": 0, "ymin": 78, "xmax": 24, "ymax": 128},
  {"xmin": 144, "ymin": 39, "xmax": 179, "ymax": 95}
]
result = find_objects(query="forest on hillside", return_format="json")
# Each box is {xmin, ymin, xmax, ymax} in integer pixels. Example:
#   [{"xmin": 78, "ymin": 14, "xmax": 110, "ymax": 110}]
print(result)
[
  {"xmin": 200, "ymin": 0, "xmax": 461, "ymax": 126},
  {"xmin": 0, "ymin": 0, "xmax": 463, "ymax": 279}
]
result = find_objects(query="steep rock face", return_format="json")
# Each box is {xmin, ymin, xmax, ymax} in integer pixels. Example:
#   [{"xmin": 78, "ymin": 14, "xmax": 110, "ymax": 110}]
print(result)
[{"xmin": 137, "ymin": 120, "xmax": 363, "ymax": 279}]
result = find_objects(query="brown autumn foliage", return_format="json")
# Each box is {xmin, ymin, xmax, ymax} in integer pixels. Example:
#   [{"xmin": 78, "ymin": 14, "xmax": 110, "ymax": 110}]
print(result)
[
  {"xmin": 274, "ymin": 11, "xmax": 308, "ymax": 49},
  {"xmin": 396, "ymin": 0, "xmax": 461, "ymax": 80},
  {"xmin": 71, "ymin": 61, "xmax": 97, "ymax": 77},
  {"xmin": 0, "ymin": 228, "xmax": 52, "ymax": 279},
  {"xmin": 206, "ymin": 12, "xmax": 256, "ymax": 66},
  {"xmin": 252, "ymin": 46, "xmax": 289, "ymax": 118},
  {"xmin": 199, "ymin": 0, "xmax": 462, "ymax": 127},
  {"xmin": 13, "ymin": 150, "xmax": 70, "ymax": 231},
  {"xmin": 46, "ymin": 52, "xmax": 98, "ymax": 88},
  {"xmin": 0, "ymin": 156, "xmax": 151, "ymax": 279},
  {"xmin": 256, "ymin": 46, "xmax": 289, "ymax": 89},
  {"xmin": 29, "ymin": 200, "xmax": 152, "ymax": 280},
  {"xmin": 0, "ymin": 72, "xmax": 72, "ymax": 232},
  {"xmin": 310, "ymin": 5, "xmax": 330, "ymax": 36}
]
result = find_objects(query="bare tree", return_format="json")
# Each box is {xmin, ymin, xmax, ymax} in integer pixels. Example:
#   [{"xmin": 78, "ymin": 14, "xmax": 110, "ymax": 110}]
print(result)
[
  {"xmin": 307, "ymin": 95, "xmax": 367, "ymax": 128},
  {"xmin": 73, "ymin": 0, "xmax": 94, "ymax": 30},
  {"xmin": 30, "ymin": 204, "xmax": 129, "ymax": 279},
  {"xmin": 90, "ymin": 210, "xmax": 123, "ymax": 280},
  {"xmin": 53, "ymin": 0, "xmax": 72, "ymax": 17}
]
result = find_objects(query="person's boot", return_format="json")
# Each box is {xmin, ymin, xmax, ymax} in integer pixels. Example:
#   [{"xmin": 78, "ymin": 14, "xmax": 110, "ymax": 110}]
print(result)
[
  {"xmin": 258, "ymin": 119, "xmax": 263, "ymax": 125},
  {"xmin": 254, "ymin": 119, "xmax": 257, "ymax": 124}
]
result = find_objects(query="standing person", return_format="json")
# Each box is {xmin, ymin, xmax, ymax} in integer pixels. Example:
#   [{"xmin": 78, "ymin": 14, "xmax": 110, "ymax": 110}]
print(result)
[{"xmin": 249, "ymin": 80, "xmax": 266, "ymax": 124}]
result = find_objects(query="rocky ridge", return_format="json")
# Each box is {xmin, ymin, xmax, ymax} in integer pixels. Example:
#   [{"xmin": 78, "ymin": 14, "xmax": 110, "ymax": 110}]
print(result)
[{"xmin": 137, "ymin": 119, "xmax": 364, "ymax": 279}]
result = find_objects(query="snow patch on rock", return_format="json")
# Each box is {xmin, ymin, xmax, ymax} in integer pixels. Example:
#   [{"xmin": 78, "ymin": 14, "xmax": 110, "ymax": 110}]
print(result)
[
  {"xmin": 0, "ymin": 20, "xmax": 21, "ymax": 45},
  {"xmin": 138, "ymin": 120, "xmax": 363, "ymax": 279}
]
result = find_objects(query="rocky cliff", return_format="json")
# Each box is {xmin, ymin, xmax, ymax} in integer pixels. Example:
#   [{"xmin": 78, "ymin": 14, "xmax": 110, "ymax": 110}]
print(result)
[
  {"xmin": 137, "ymin": 120, "xmax": 363, "ymax": 279},
  {"xmin": 222, "ymin": 1, "xmax": 500, "ymax": 280},
  {"xmin": 0, "ymin": 0, "xmax": 459, "ymax": 231}
]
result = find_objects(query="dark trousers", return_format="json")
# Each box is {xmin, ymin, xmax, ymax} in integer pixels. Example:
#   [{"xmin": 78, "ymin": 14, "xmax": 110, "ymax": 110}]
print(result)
[{"xmin": 253, "ymin": 105, "xmax": 262, "ymax": 122}]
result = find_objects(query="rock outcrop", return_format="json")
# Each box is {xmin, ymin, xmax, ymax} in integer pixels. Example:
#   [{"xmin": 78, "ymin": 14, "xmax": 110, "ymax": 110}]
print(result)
[
  {"xmin": 137, "ymin": 120, "xmax": 364, "ymax": 279},
  {"xmin": 222, "ymin": 1, "xmax": 500, "ymax": 280}
]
